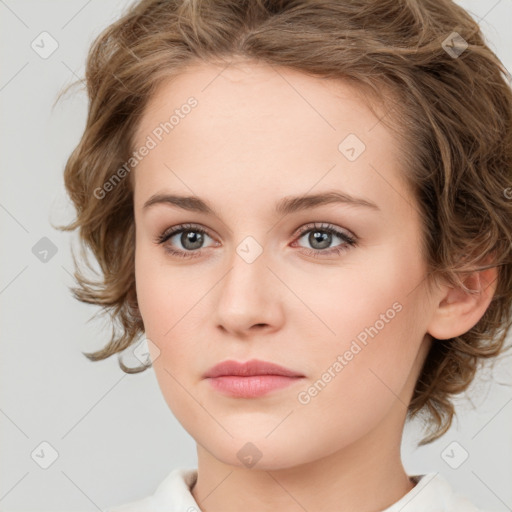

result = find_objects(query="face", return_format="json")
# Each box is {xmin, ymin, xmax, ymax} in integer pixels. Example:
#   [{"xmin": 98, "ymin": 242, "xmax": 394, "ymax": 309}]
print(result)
[{"xmin": 132, "ymin": 59, "xmax": 435, "ymax": 470}]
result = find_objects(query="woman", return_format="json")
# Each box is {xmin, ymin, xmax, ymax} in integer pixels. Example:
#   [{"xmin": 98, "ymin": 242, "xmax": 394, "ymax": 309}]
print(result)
[{"xmin": 58, "ymin": 0, "xmax": 512, "ymax": 510}]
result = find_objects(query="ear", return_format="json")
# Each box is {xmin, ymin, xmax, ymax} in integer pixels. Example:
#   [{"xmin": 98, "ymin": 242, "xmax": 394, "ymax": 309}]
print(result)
[{"xmin": 427, "ymin": 263, "xmax": 498, "ymax": 340}]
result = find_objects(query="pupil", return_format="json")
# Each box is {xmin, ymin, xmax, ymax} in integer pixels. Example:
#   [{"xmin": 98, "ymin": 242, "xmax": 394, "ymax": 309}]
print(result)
[
  {"xmin": 310, "ymin": 231, "xmax": 331, "ymax": 249},
  {"xmin": 182, "ymin": 231, "xmax": 203, "ymax": 250}
]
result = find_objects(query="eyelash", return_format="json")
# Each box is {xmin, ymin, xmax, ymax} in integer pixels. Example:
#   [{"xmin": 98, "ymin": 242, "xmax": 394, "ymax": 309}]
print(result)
[{"xmin": 153, "ymin": 222, "xmax": 358, "ymax": 260}]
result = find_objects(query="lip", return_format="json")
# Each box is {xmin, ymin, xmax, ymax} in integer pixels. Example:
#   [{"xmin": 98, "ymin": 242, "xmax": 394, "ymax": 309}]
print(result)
[
  {"xmin": 203, "ymin": 359, "xmax": 304, "ymax": 378},
  {"xmin": 203, "ymin": 359, "xmax": 305, "ymax": 398}
]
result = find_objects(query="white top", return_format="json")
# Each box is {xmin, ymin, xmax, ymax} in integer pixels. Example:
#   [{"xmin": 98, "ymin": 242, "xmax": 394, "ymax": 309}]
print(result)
[{"xmin": 105, "ymin": 468, "xmax": 492, "ymax": 512}]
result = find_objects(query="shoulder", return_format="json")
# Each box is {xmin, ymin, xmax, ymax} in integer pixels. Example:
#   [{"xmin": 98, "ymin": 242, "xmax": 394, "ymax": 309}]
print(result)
[
  {"xmin": 431, "ymin": 473, "xmax": 494, "ymax": 512},
  {"xmin": 104, "ymin": 467, "xmax": 199, "ymax": 512},
  {"xmin": 384, "ymin": 472, "xmax": 495, "ymax": 512}
]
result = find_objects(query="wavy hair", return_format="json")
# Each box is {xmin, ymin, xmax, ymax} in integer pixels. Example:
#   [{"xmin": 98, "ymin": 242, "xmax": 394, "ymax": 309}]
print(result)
[{"xmin": 56, "ymin": 0, "xmax": 512, "ymax": 445}]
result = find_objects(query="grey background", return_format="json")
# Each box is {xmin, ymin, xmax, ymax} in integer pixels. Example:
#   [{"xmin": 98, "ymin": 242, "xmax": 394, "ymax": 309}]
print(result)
[{"xmin": 1, "ymin": 0, "xmax": 511, "ymax": 510}]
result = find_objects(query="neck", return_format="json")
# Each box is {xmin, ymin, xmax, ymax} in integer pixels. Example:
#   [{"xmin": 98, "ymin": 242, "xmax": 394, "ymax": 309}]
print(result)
[{"xmin": 191, "ymin": 401, "xmax": 416, "ymax": 512}]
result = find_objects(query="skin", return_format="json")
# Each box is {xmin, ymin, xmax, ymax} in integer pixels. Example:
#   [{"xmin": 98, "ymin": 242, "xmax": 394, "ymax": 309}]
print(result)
[{"xmin": 131, "ymin": 59, "xmax": 497, "ymax": 512}]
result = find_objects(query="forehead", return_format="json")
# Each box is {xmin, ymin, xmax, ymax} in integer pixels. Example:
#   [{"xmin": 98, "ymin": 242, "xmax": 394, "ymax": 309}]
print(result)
[
  {"xmin": 132, "ymin": 59, "xmax": 412, "ymax": 221},
  {"xmin": 134, "ymin": 59, "xmax": 386, "ymax": 145}
]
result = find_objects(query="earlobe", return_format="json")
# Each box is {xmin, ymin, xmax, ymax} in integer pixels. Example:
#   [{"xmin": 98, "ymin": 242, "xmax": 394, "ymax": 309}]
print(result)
[{"xmin": 426, "ymin": 265, "xmax": 498, "ymax": 340}]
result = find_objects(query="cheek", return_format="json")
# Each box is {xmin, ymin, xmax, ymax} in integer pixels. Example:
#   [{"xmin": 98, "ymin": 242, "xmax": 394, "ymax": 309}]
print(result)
[
  {"xmin": 134, "ymin": 251, "xmax": 207, "ymax": 423},
  {"xmin": 134, "ymin": 245, "xmax": 212, "ymax": 375},
  {"xmin": 285, "ymin": 291, "xmax": 426, "ymax": 454},
  {"xmin": 287, "ymin": 243, "xmax": 427, "ymax": 407},
  {"xmin": 287, "ymin": 239, "xmax": 424, "ymax": 344},
  {"xmin": 135, "ymin": 237, "xmax": 196, "ymax": 323}
]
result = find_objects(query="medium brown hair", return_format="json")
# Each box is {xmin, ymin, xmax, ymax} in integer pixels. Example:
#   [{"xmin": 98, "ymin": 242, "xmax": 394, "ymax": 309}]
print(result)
[{"xmin": 56, "ymin": 0, "xmax": 512, "ymax": 445}]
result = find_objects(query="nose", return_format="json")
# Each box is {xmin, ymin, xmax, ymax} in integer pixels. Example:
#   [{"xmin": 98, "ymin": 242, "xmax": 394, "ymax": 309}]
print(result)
[{"xmin": 212, "ymin": 244, "xmax": 285, "ymax": 338}]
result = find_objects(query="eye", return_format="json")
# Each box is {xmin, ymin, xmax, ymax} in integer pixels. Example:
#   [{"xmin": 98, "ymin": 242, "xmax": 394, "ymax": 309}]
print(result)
[
  {"xmin": 154, "ymin": 221, "xmax": 357, "ymax": 259},
  {"xmin": 291, "ymin": 222, "xmax": 357, "ymax": 258},
  {"xmin": 154, "ymin": 223, "xmax": 218, "ymax": 259}
]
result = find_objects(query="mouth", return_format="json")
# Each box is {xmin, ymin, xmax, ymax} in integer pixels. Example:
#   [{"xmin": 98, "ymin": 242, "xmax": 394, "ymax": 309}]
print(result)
[{"xmin": 203, "ymin": 359, "xmax": 305, "ymax": 398}]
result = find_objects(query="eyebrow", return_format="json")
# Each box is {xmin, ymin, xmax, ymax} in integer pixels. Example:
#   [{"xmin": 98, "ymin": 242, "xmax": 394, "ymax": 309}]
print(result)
[{"xmin": 142, "ymin": 190, "xmax": 380, "ymax": 216}]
